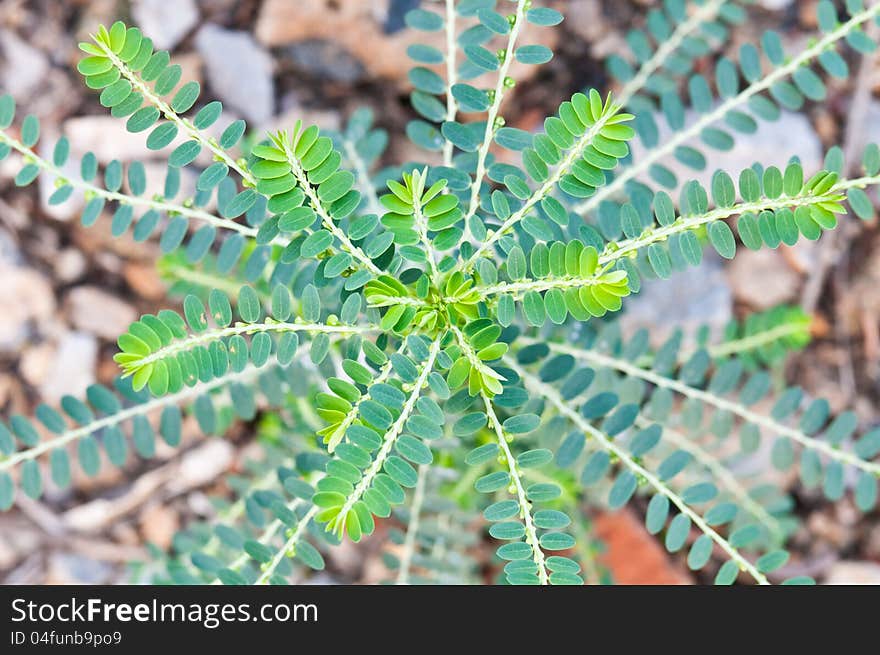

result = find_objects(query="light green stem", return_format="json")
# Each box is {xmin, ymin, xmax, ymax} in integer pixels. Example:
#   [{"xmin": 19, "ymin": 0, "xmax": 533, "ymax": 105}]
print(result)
[
  {"xmin": 574, "ymin": 3, "xmax": 880, "ymax": 216},
  {"xmin": 482, "ymin": 394, "xmax": 550, "ymax": 585},
  {"xmin": 510, "ymin": 358, "xmax": 770, "ymax": 585},
  {"xmin": 0, "ymin": 365, "xmax": 264, "ymax": 474},
  {"xmin": 461, "ymin": 0, "xmax": 529, "ymax": 239},
  {"xmin": 134, "ymin": 321, "xmax": 377, "ymax": 370},
  {"xmin": 458, "ymin": 107, "xmax": 619, "ymax": 274},
  {"xmin": 0, "ymin": 130, "xmax": 256, "ymax": 238},
  {"xmin": 278, "ymin": 137, "xmax": 382, "ymax": 276},
  {"xmin": 97, "ymin": 39, "xmax": 254, "ymax": 185},
  {"xmin": 442, "ymin": 0, "xmax": 459, "ymax": 168},
  {"xmin": 545, "ymin": 341, "xmax": 880, "ymax": 478},
  {"xmin": 616, "ymin": 0, "xmax": 727, "ymax": 108},
  {"xmin": 396, "ymin": 463, "xmax": 429, "ymax": 585},
  {"xmin": 332, "ymin": 339, "xmax": 441, "ymax": 533},
  {"xmin": 637, "ymin": 417, "xmax": 787, "ymax": 543}
]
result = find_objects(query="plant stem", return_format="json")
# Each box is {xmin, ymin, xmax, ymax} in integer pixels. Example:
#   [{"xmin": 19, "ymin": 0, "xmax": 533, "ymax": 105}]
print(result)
[
  {"xmin": 457, "ymin": 107, "xmax": 619, "ymax": 274},
  {"xmin": 546, "ymin": 342, "xmax": 880, "ymax": 478},
  {"xmin": 461, "ymin": 0, "xmax": 529, "ymax": 240},
  {"xmin": 278, "ymin": 136, "xmax": 383, "ymax": 276},
  {"xmin": 575, "ymin": 3, "xmax": 880, "ymax": 216},
  {"xmin": 342, "ymin": 138, "xmax": 383, "ymax": 216},
  {"xmin": 635, "ymin": 417, "xmax": 787, "ymax": 543},
  {"xmin": 331, "ymin": 339, "xmax": 441, "ymax": 534},
  {"xmin": 132, "ymin": 321, "xmax": 377, "ymax": 370},
  {"xmin": 0, "ymin": 130, "xmax": 256, "ymax": 238},
  {"xmin": 97, "ymin": 40, "xmax": 255, "ymax": 186},
  {"xmin": 482, "ymin": 394, "xmax": 550, "ymax": 585},
  {"xmin": 0, "ymin": 365, "xmax": 264, "ymax": 474},
  {"xmin": 396, "ymin": 463, "xmax": 428, "ymax": 585},
  {"xmin": 442, "ymin": 0, "xmax": 459, "ymax": 168},
  {"xmin": 615, "ymin": 0, "xmax": 727, "ymax": 108},
  {"xmin": 510, "ymin": 358, "xmax": 770, "ymax": 585}
]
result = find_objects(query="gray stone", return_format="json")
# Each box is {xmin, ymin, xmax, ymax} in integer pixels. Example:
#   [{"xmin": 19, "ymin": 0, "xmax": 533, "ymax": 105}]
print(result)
[
  {"xmin": 0, "ymin": 29, "xmax": 50, "ymax": 99},
  {"xmin": 631, "ymin": 109, "xmax": 823, "ymax": 194},
  {"xmin": 619, "ymin": 253, "xmax": 732, "ymax": 345},
  {"xmin": 132, "ymin": 0, "xmax": 199, "ymax": 51},
  {"xmin": 284, "ymin": 40, "xmax": 365, "ymax": 83},
  {"xmin": 0, "ymin": 264, "xmax": 55, "ymax": 353},
  {"xmin": 65, "ymin": 286, "xmax": 137, "ymax": 340},
  {"xmin": 39, "ymin": 131, "xmax": 84, "ymax": 221},
  {"xmin": 46, "ymin": 552, "xmax": 114, "ymax": 585},
  {"xmin": 726, "ymin": 248, "xmax": 800, "ymax": 310},
  {"xmin": 824, "ymin": 561, "xmax": 880, "ymax": 584},
  {"xmin": 195, "ymin": 25, "xmax": 275, "ymax": 124},
  {"xmin": 39, "ymin": 332, "xmax": 98, "ymax": 403}
]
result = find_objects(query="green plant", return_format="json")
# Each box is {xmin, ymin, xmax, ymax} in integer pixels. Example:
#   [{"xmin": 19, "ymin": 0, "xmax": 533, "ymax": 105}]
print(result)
[{"xmin": 1, "ymin": 0, "xmax": 880, "ymax": 585}]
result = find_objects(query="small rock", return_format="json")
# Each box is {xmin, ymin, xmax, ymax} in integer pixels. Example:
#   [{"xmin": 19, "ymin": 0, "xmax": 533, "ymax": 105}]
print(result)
[
  {"xmin": 863, "ymin": 102, "xmax": 880, "ymax": 147},
  {"xmin": 19, "ymin": 342, "xmax": 54, "ymax": 388},
  {"xmin": 726, "ymin": 249, "xmax": 800, "ymax": 309},
  {"xmin": 0, "ymin": 29, "xmax": 50, "ymax": 99},
  {"xmin": 168, "ymin": 440, "xmax": 234, "ymax": 493},
  {"xmin": 53, "ymin": 248, "xmax": 88, "ymax": 283},
  {"xmin": 124, "ymin": 261, "xmax": 167, "ymax": 300},
  {"xmin": 0, "ymin": 264, "xmax": 55, "ymax": 353},
  {"xmin": 565, "ymin": 0, "xmax": 607, "ymax": 43},
  {"xmin": 283, "ymin": 40, "xmax": 365, "ymax": 83},
  {"xmin": 631, "ymin": 110, "xmax": 823, "ymax": 193},
  {"xmin": 195, "ymin": 25, "xmax": 275, "ymax": 124},
  {"xmin": 46, "ymin": 552, "xmax": 114, "ymax": 585},
  {"xmin": 760, "ymin": 0, "xmax": 795, "ymax": 10},
  {"xmin": 0, "ymin": 227, "xmax": 21, "ymax": 265},
  {"xmin": 824, "ymin": 561, "xmax": 880, "ymax": 584},
  {"xmin": 63, "ymin": 116, "xmax": 155, "ymax": 163},
  {"xmin": 39, "ymin": 332, "xmax": 98, "ymax": 403},
  {"xmin": 255, "ymin": 0, "xmax": 555, "ymax": 88},
  {"xmin": 0, "ymin": 516, "xmax": 42, "ymax": 570},
  {"xmin": 620, "ymin": 253, "xmax": 732, "ymax": 345},
  {"xmin": 140, "ymin": 504, "xmax": 179, "ymax": 550},
  {"xmin": 132, "ymin": 0, "xmax": 199, "ymax": 51},
  {"xmin": 65, "ymin": 286, "xmax": 137, "ymax": 340},
  {"xmin": 63, "ymin": 116, "xmax": 192, "ymax": 163}
]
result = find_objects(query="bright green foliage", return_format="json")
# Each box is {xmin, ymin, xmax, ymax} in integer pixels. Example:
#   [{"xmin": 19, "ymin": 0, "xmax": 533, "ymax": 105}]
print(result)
[{"xmin": 2, "ymin": 2, "xmax": 880, "ymax": 587}]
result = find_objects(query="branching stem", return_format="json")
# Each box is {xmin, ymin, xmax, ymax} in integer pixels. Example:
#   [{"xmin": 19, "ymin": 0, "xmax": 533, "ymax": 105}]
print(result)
[
  {"xmin": 510, "ymin": 358, "xmax": 770, "ymax": 585},
  {"xmin": 482, "ymin": 394, "xmax": 550, "ymax": 585},
  {"xmin": 543, "ymin": 342, "xmax": 880, "ymax": 478},
  {"xmin": 96, "ymin": 40, "xmax": 255, "ymax": 186},
  {"xmin": 575, "ymin": 3, "xmax": 880, "ymax": 215},
  {"xmin": 461, "ymin": 0, "xmax": 529, "ymax": 239},
  {"xmin": 396, "ymin": 463, "xmax": 428, "ymax": 585}
]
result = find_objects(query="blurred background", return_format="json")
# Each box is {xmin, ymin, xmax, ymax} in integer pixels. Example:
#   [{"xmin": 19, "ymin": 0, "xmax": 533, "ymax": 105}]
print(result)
[{"xmin": 0, "ymin": 0, "xmax": 879, "ymax": 584}]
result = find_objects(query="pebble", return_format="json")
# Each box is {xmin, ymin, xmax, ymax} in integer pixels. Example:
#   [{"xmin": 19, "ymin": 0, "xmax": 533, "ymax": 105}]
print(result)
[
  {"xmin": 0, "ymin": 29, "xmax": 50, "ymax": 99},
  {"xmin": 195, "ymin": 25, "xmax": 275, "ymax": 125},
  {"xmin": 254, "ymin": 0, "xmax": 555, "ymax": 87},
  {"xmin": 620, "ymin": 253, "xmax": 732, "ymax": 345},
  {"xmin": 65, "ymin": 285, "xmax": 137, "ymax": 340},
  {"xmin": 132, "ymin": 0, "xmax": 199, "ymax": 51},
  {"xmin": 139, "ymin": 504, "xmax": 179, "ymax": 550},
  {"xmin": 46, "ymin": 552, "xmax": 114, "ymax": 584},
  {"xmin": 53, "ymin": 248, "xmax": 88, "ymax": 283},
  {"xmin": 283, "ymin": 40, "xmax": 365, "ymax": 83},
  {"xmin": 824, "ymin": 560, "xmax": 880, "ymax": 584},
  {"xmin": 39, "ymin": 332, "xmax": 98, "ymax": 403},
  {"xmin": 726, "ymin": 249, "xmax": 800, "ymax": 309},
  {"xmin": 124, "ymin": 261, "xmax": 167, "ymax": 300},
  {"xmin": 631, "ymin": 110, "xmax": 823, "ymax": 194},
  {"xmin": 0, "ymin": 264, "xmax": 56, "ymax": 353}
]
